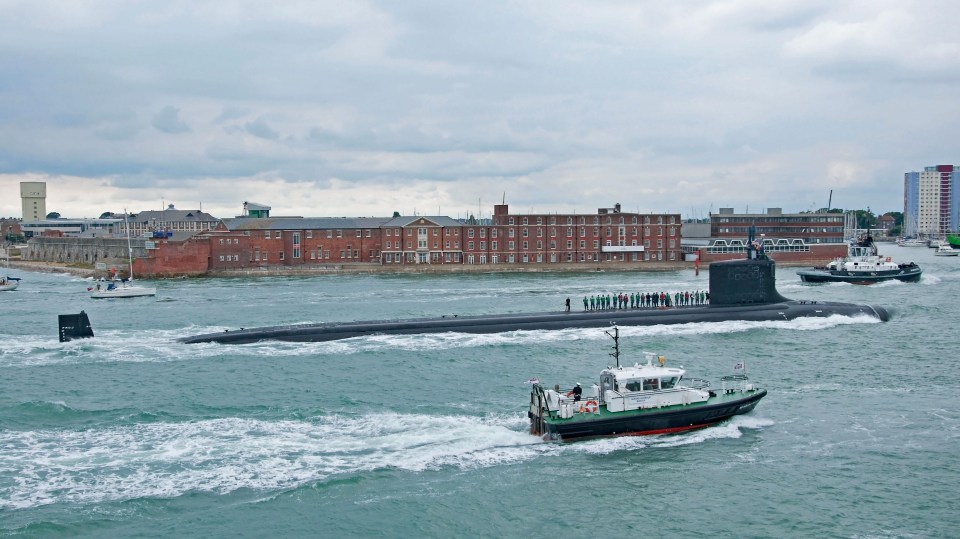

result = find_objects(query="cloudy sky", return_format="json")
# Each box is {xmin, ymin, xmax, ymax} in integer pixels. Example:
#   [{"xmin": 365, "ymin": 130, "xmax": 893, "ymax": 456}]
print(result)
[{"xmin": 1, "ymin": 0, "xmax": 957, "ymax": 221}]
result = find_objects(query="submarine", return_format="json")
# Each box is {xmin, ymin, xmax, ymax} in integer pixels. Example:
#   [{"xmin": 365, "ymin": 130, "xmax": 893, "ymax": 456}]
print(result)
[{"xmin": 179, "ymin": 243, "xmax": 889, "ymax": 345}]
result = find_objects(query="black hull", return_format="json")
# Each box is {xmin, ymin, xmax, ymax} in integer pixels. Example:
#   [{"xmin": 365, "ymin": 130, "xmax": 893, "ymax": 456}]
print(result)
[
  {"xmin": 542, "ymin": 390, "xmax": 767, "ymax": 442},
  {"xmin": 797, "ymin": 267, "xmax": 922, "ymax": 284},
  {"xmin": 180, "ymin": 302, "xmax": 888, "ymax": 344}
]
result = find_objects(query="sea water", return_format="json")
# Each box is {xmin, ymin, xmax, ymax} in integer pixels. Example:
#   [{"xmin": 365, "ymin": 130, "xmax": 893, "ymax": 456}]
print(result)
[{"xmin": 1, "ymin": 245, "xmax": 957, "ymax": 538}]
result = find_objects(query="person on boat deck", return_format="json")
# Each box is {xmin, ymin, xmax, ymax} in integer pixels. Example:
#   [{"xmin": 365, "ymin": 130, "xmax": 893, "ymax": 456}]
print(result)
[
  {"xmin": 565, "ymin": 297, "xmax": 571, "ymax": 312},
  {"xmin": 567, "ymin": 383, "xmax": 583, "ymax": 402}
]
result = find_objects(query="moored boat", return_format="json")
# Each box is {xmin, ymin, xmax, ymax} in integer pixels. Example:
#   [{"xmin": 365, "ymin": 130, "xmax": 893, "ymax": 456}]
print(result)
[
  {"xmin": 947, "ymin": 234, "xmax": 960, "ymax": 251},
  {"xmin": 935, "ymin": 245, "xmax": 959, "ymax": 257},
  {"xmin": 527, "ymin": 327, "xmax": 766, "ymax": 442},
  {"xmin": 897, "ymin": 237, "xmax": 927, "ymax": 247},
  {"xmin": 797, "ymin": 235, "xmax": 921, "ymax": 284}
]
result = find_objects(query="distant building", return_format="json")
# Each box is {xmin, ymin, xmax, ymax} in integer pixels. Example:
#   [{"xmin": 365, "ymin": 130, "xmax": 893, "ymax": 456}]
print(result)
[
  {"xmin": 697, "ymin": 207, "xmax": 847, "ymax": 263},
  {"xmin": 877, "ymin": 214, "xmax": 896, "ymax": 233},
  {"xmin": 20, "ymin": 218, "xmax": 122, "ymax": 238},
  {"xmin": 122, "ymin": 204, "xmax": 220, "ymax": 237},
  {"xmin": 241, "ymin": 201, "xmax": 271, "ymax": 218},
  {"xmin": 20, "ymin": 182, "xmax": 46, "ymax": 223},
  {"xmin": 1, "ymin": 218, "xmax": 23, "ymax": 241},
  {"xmin": 903, "ymin": 165, "xmax": 959, "ymax": 237}
]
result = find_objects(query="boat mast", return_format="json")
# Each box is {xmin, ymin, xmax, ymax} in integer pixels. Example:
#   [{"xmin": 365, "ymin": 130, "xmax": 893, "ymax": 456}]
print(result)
[
  {"xmin": 605, "ymin": 325, "xmax": 620, "ymax": 368},
  {"xmin": 125, "ymin": 208, "xmax": 134, "ymax": 281}
]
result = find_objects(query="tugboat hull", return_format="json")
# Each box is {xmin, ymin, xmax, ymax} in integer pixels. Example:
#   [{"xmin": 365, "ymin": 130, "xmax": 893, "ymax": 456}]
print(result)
[{"xmin": 797, "ymin": 267, "xmax": 922, "ymax": 284}]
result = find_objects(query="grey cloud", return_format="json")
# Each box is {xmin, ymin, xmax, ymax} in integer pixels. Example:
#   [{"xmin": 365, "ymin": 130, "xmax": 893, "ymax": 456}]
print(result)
[
  {"xmin": 245, "ymin": 118, "xmax": 279, "ymax": 140},
  {"xmin": 153, "ymin": 106, "xmax": 191, "ymax": 134}
]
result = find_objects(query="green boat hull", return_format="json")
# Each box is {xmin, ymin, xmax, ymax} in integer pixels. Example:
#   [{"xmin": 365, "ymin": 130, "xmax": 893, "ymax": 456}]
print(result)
[{"xmin": 947, "ymin": 234, "xmax": 960, "ymax": 250}]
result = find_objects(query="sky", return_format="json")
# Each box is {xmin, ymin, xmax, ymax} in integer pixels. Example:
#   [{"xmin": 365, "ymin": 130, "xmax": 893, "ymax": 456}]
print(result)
[{"xmin": 1, "ymin": 0, "xmax": 958, "ymax": 221}]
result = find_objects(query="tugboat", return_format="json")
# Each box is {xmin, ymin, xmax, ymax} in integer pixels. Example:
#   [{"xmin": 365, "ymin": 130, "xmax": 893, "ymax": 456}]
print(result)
[
  {"xmin": 527, "ymin": 327, "xmax": 766, "ymax": 442},
  {"xmin": 796, "ymin": 235, "xmax": 922, "ymax": 284}
]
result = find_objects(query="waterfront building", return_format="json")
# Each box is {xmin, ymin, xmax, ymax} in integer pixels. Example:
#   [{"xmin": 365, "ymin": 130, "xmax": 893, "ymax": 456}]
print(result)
[
  {"xmin": 128, "ymin": 203, "xmax": 680, "ymax": 276},
  {"xmin": 903, "ymin": 165, "xmax": 959, "ymax": 237},
  {"xmin": 697, "ymin": 207, "xmax": 847, "ymax": 263}
]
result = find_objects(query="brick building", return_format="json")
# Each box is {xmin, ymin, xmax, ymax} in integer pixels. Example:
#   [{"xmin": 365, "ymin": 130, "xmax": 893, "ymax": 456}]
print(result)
[
  {"xmin": 25, "ymin": 202, "xmax": 685, "ymax": 276},
  {"xmin": 698, "ymin": 208, "xmax": 847, "ymax": 263}
]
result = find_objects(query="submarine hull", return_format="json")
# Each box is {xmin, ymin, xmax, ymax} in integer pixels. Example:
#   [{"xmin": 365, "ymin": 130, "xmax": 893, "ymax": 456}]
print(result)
[
  {"xmin": 180, "ymin": 257, "xmax": 891, "ymax": 345},
  {"xmin": 179, "ymin": 301, "xmax": 889, "ymax": 345}
]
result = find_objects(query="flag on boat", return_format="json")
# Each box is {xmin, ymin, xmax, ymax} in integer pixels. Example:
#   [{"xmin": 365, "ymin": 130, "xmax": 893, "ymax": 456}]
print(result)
[
  {"xmin": 524, "ymin": 377, "xmax": 540, "ymax": 385},
  {"xmin": 733, "ymin": 362, "xmax": 745, "ymax": 372}
]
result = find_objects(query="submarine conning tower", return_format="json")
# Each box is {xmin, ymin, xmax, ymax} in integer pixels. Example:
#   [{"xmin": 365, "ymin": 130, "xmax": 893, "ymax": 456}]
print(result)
[
  {"xmin": 708, "ymin": 223, "xmax": 790, "ymax": 306},
  {"xmin": 708, "ymin": 257, "xmax": 790, "ymax": 306}
]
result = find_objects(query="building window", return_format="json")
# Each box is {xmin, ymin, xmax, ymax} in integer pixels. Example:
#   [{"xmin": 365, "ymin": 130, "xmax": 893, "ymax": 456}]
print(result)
[
  {"xmin": 357, "ymin": 230, "xmax": 362, "ymax": 238},
  {"xmin": 337, "ymin": 230, "xmax": 342, "ymax": 238},
  {"xmin": 264, "ymin": 230, "xmax": 270, "ymax": 239},
  {"xmin": 306, "ymin": 230, "xmax": 313, "ymax": 238}
]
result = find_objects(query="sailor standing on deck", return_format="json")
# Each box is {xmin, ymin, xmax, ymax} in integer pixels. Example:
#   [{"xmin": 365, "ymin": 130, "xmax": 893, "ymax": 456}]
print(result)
[
  {"xmin": 565, "ymin": 297, "xmax": 571, "ymax": 312},
  {"xmin": 567, "ymin": 383, "xmax": 582, "ymax": 402}
]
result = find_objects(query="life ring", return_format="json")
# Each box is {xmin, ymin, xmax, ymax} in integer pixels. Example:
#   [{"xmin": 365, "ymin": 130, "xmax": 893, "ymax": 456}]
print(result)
[{"xmin": 580, "ymin": 400, "xmax": 598, "ymax": 414}]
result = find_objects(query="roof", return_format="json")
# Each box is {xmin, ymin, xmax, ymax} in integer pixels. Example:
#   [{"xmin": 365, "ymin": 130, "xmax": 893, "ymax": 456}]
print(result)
[
  {"xmin": 130, "ymin": 209, "xmax": 218, "ymax": 223},
  {"xmin": 382, "ymin": 215, "xmax": 464, "ymax": 227},
  {"xmin": 602, "ymin": 357, "xmax": 685, "ymax": 381},
  {"xmin": 222, "ymin": 217, "xmax": 392, "ymax": 231}
]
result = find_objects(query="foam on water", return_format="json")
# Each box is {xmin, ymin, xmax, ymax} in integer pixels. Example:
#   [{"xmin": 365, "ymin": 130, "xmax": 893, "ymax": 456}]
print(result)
[{"xmin": 0, "ymin": 410, "xmax": 773, "ymax": 510}]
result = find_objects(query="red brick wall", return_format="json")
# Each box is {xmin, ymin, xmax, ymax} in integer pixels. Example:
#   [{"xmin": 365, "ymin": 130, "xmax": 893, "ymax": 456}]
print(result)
[{"xmin": 136, "ymin": 237, "xmax": 211, "ymax": 276}]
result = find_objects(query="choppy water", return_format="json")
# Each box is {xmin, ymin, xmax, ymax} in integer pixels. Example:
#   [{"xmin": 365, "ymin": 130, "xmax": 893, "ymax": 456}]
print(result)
[{"xmin": 1, "ymin": 245, "xmax": 957, "ymax": 538}]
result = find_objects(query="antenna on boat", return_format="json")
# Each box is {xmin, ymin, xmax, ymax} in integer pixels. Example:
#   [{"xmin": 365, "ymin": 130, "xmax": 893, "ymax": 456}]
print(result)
[{"xmin": 605, "ymin": 324, "xmax": 620, "ymax": 368}]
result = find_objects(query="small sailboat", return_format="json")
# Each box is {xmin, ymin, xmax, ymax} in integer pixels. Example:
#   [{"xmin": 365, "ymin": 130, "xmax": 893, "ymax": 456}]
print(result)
[
  {"xmin": 90, "ymin": 209, "xmax": 156, "ymax": 299},
  {"xmin": 1, "ymin": 276, "xmax": 20, "ymax": 291}
]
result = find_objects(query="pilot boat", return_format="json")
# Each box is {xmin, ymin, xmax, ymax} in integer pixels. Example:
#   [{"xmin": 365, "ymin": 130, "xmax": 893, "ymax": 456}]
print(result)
[{"xmin": 527, "ymin": 327, "xmax": 766, "ymax": 442}]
